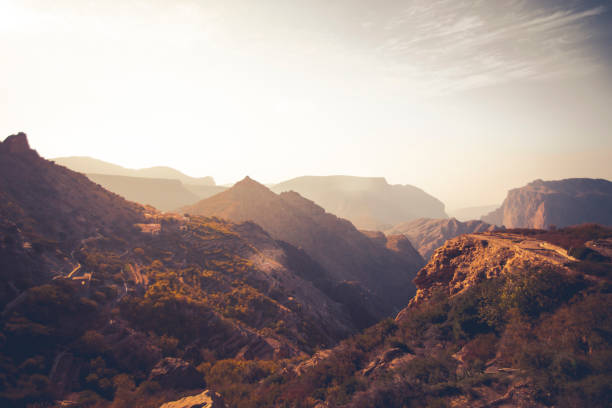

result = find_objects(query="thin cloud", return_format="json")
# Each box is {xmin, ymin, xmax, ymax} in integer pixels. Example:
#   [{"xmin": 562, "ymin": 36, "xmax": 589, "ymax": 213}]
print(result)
[{"xmin": 372, "ymin": 2, "xmax": 607, "ymax": 95}]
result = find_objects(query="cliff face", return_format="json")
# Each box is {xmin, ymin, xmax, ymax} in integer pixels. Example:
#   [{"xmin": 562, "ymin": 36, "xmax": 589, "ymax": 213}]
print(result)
[
  {"xmin": 482, "ymin": 178, "xmax": 612, "ymax": 228},
  {"xmin": 271, "ymin": 175, "xmax": 447, "ymax": 230},
  {"xmin": 184, "ymin": 177, "xmax": 425, "ymax": 316},
  {"xmin": 385, "ymin": 217, "xmax": 500, "ymax": 259}
]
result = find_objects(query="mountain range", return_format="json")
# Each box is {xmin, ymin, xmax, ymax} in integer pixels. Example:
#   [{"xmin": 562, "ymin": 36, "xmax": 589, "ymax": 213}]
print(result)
[
  {"xmin": 53, "ymin": 157, "xmax": 216, "ymax": 186},
  {"xmin": 183, "ymin": 177, "xmax": 425, "ymax": 321},
  {"xmin": 271, "ymin": 175, "xmax": 448, "ymax": 230},
  {"xmin": 2, "ymin": 133, "xmax": 611, "ymax": 408}
]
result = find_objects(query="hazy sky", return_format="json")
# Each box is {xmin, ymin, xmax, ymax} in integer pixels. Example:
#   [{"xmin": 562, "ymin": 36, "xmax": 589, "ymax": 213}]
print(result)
[{"xmin": 2, "ymin": 0, "xmax": 611, "ymax": 209}]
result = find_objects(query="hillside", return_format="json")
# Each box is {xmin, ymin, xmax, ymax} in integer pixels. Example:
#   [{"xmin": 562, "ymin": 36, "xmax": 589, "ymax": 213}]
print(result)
[
  {"xmin": 184, "ymin": 177, "xmax": 425, "ymax": 317},
  {"xmin": 271, "ymin": 176, "xmax": 447, "ymax": 230},
  {"xmin": 482, "ymin": 178, "xmax": 612, "ymax": 228},
  {"xmin": 0, "ymin": 134, "xmax": 369, "ymax": 407},
  {"xmin": 386, "ymin": 217, "xmax": 501, "ymax": 259},
  {"xmin": 54, "ymin": 156, "xmax": 216, "ymax": 186},
  {"xmin": 226, "ymin": 225, "xmax": 612, "ymax": 407}
]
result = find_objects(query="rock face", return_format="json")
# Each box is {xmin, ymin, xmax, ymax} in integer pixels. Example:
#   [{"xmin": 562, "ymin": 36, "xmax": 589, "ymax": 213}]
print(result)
[
  {"xmin": 405, "ymin": 230, "xmax": 587, "ymax": 309},
  {"xmin": 159, "ymin": 390, "xmax": 226, "ymax": 408},
  {"xmin": 0, "ymin": 132, "xmax": 32, "ymax": 154},
  {"xmin": 149, "ymin": 358, "xmax": 204, "ymax": 390},
  {"xmin": 386, "ymin": 217, "xmax": 501, "ymax": 259},
  {"xmin": 482, "ymin": 178, "xmax": 612, "ymax": 228},
  {"xmin": 271, "ymin": 175, "xmax": 447, "ymax": 230},
  {"xmin": 184, "ymin": 177, "xmax": 425, "ymax": 315}
]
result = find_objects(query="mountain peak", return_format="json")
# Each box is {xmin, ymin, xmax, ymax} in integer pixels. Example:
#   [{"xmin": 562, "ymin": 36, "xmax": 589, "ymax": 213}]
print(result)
[
  {"xmin": 1, "ymin": 132, "xmax": 35, "ymax": 155},
  {"xmin": 232, "ymin": 176, "xmax": 271, "ymax": 191}
]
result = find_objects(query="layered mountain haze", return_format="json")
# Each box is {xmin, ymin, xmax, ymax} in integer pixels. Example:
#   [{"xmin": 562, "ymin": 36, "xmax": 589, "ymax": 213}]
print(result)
[
  {"xmin": 271, "ymin": 176, "xmax": 447, "ymax": 230},
  {"xmin": 86, "ymin": 174, "xmax": 201, "ymax": 212},
  {"xmin": 55, "ymin": 157, "xmax": 228, "ymax": 212},
  {"xmin": 184, "ymin": 177, "xmax": 425, "ymax": 318},
  {"xmin": 483, "ymin": 178, "xmax": 612, "ymax": 228},
  {"xmin": 54, "ymin": 157, "xmax": 216, "ymax": 186},
  {"xmin": 386, "ymin": 218, "xmax": 501, "ymax": 259},
  {"xmin": 448, "ymin": 205, "xmax": 499, "ymax": 222}
]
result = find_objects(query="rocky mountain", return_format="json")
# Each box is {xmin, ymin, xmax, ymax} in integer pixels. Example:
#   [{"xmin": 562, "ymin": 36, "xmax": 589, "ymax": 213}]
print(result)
[
  {"xmin": 271, "ymin": 175, "xmax": 447, "ymax": 230},
  {"xmin": 0, "ymin": 134, "xmax": 371, "ymax": 407},
  {"xmin": 231, "ymin": 225, "xmax": 612, "ymax": 408},
  {"xmin": 54, "ymin": 156, "xmax": 216, "ymax": 186},
  {"xmin": 184, "ymin": 177, "xmax": 425, "ymax": 317},
  {"xmin": 386, "ymin": 217, "xmax": 500, "ymax": 259},
  {"xmin": 482, "ymin": 178, "xmax": 612, "ymax": 228}
]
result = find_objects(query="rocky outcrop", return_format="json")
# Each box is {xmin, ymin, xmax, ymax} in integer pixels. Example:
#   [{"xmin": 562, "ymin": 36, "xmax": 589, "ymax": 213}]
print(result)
[
  {"xmin": 0, "ymin": 132, "xmax": 34, "ymax": 154},
  {"xmin": 271, "ymin": 175, "xmax": 447, "ymax": 230},
  {"xmin": 482, "ymin": 178, "xmax": 612, "ymax": 228},
  {"xmin": 403, "ymin": 230, "xmax": 587, "ymax": 310},
  {"xmin": 159, "ymin": 390, "xmax": 226, "ymax": 408},
  {"xmin": 149, "ymin": 358, "xmax": 204, "ymax": 390},
  {"xmin": 184, "ymin": 177, "xmax": 425, "ymax": 316},
  {"xmin": 386, "ymin": 217, "xmax": 500, "ymax": 259}
]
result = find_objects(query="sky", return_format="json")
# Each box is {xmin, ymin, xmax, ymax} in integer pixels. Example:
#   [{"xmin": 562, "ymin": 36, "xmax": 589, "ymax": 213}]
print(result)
[{"xmin": 1, "ymin": 0, "xmax": 611, "ymax": 210}]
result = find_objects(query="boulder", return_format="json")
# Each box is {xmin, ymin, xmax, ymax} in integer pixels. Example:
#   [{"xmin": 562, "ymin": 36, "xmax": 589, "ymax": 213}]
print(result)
[
  {"xmin": 159, "ymin": 390, "xmax": 226, "ymax": 408},
  {"xmin": 149, "ymin": 358, "xmax": 204, "ymax": 390}
]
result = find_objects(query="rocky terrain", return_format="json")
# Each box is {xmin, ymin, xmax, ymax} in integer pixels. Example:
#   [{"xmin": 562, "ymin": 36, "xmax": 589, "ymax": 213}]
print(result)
[
  {"xmin": 271, "ymin": 175, "xmax": 447, "ymax": 230},
  {"xmin": 0, "ymin": 134, "xmax": 369, "ymax": 407},
  {"xmin": 386, "ymin": 217, "xmax": 500, "ymax": 259},
  {"xmin": 482, "ymin": 178, "xmax": 612, "ymax": 228},
  {"xmin": 2, "ymin": 134, "xmax": 611, "ymax": 408},
  {"xmin": 184, "ymin": 177, "xmax": 425, "ymax": 318},
  {"xmin": 232, "ymin": 225, "xmax": 611, "ymax": 407}
]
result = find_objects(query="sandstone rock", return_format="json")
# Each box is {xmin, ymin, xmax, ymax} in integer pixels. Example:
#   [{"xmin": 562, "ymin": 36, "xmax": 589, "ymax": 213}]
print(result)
[
  {"xmin": 159, "ymin": 390, "xmax": 226, "ymax": 408},
  {"xmin": 482, "ymin": 178, "xmax": 612, "ymax": 228},
  {"xmin": 149, "ymin": 358, "xmax": 204, "ymax": 390}
]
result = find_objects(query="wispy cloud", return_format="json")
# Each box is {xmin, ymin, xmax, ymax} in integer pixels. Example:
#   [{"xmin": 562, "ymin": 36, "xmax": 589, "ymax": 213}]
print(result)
[{"xmin": 370, "ymin": 1, "xmax": 607, "ymax": 95}]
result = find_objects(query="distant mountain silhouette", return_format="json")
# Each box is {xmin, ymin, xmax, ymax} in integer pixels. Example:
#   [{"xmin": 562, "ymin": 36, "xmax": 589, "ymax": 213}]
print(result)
[
  {"xmin": 271, "ymin": 175, "xmax": 447, "ymax": 230},
  {"xmin": 54, "ymin": 156, "xmax": 216, "ymax": 186},
  {"xmin": 482, "ymin": 178, "xmax": 612, "ymax": 228},
  {"xmin": 86, "ymin": 174, "xmax": 201, "ymax": 212},
  {"xmin": 184, "ymin": 177, "xmax": 425, "ymax": 317},
  {"xmin": 386, "ymin": 217, "xmax": 501, "ymax": 259},
  {"xmin": 447, "ymin": 204, "xmax": 499, "ymax": 221},
  {"xmin": 54, "ymin": 157, "xmax": 227, "ymax": 211}
]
